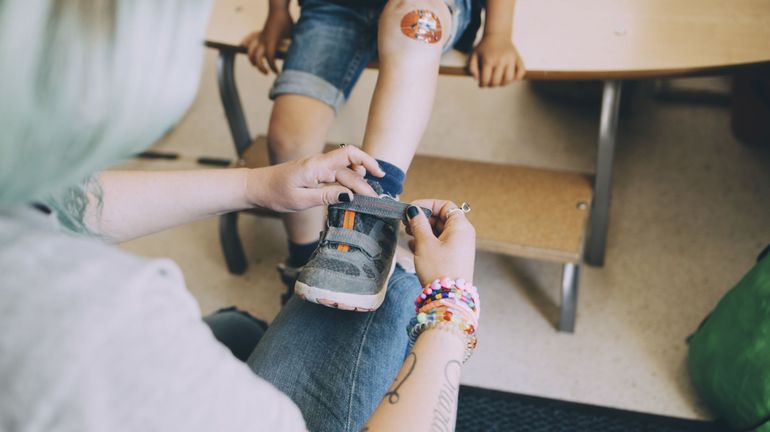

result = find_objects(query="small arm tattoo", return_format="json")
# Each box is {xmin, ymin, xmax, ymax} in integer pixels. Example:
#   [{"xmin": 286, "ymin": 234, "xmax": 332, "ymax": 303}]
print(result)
[
  {"xmin": 430, "ymin": 360, "xmax": 462, "ymax": 432},
  {"xmin": 384, "ymin": 352, "xmax": 417, "ymax": 404}
]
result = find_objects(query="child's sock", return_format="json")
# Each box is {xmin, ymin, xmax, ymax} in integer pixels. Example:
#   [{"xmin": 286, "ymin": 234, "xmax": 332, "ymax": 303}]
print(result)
[
  {"xmin": 288, "ymin": 240, "xmax": 320, "ymax": 268},
  {"xmin": 365, "ymin": 159, "xmax": 405, "ymax": 197}
]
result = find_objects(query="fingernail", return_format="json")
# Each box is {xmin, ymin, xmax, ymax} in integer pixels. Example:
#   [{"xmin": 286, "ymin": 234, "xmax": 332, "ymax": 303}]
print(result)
[
  {"xmin": 407, "ymin": 205, "xmax": 420, "ymax": 219},
  {"xmin": 338, "ymin": 193, "xmax": 351, "ymax": 203}
]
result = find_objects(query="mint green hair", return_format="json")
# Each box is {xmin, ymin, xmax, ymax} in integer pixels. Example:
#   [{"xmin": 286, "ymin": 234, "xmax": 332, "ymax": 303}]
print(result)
[{"xmin": 0, "ymin": 0, "xmax": 211, "ymax": 228}]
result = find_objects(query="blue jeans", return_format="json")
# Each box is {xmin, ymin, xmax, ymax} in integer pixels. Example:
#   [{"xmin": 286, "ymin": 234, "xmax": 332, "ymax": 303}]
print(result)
[
  {"xmin": 205, "ymin": 266, "xmax": 421, "ymax": 432},
  {"xmin": 270, "ymin": 0, "xmax": 473, "ymax": 113}
]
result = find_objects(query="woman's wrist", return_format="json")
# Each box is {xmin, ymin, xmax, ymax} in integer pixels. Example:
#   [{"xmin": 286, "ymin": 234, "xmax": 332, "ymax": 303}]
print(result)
[
  {"xmin": 416, "ymin": 323, "xmax": 467, "ymax": 355},
  {"xmin": 408, "ymin": 277, "xmax": 480, "ymax": 363},
  {"xmin": 243, "ymin": 167, "xmax": 269, "ymax": 209}
]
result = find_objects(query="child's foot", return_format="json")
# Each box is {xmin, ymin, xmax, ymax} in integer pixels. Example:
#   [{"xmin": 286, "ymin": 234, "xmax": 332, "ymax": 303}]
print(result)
[{"xmin": 295, "ymin": 193, "xmax": 428, "ymax": 311}]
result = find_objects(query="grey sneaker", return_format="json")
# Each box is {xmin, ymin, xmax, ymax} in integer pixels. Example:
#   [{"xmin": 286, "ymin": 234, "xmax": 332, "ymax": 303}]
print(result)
[{"xmin": 295, "ymin": 194, "xmax": 430, "ymax": 311}]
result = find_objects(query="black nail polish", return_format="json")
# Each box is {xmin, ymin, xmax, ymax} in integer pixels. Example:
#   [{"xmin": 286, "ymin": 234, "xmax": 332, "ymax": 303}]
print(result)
[
  {"xmin": 338, "ymin": 193, "xmax": 351, "ymax": 202},
  {"xmin": 407, "ymin": 205, "xmax": 420, "ymax": 219}
]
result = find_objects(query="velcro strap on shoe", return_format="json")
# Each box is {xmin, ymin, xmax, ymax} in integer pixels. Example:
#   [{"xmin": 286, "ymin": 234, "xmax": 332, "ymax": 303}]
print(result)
[
  {"xmin": 331, "ymin": 195, "xmax": 432, "ymax": 222},
  {"xmin": 325, "ymin": 227, "xmax": 383, "ymax": 257}
]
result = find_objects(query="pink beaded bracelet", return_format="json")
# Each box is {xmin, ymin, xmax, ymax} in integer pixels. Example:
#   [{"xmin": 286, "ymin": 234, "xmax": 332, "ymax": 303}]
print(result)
[
  {"xmin": 414, "ymin": 277, "xmax": 480, "ymax": 318},
  {"xmin": 407, "ymin": 277, "xmax": 481, "ymax": 363}
]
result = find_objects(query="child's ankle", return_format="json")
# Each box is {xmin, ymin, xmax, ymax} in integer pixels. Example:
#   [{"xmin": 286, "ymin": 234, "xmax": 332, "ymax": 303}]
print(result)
[
  {"xmin": 288, "ymin": 240, "xmax": 320, "ymax": 268},
  {"xmin": 365, "ymin": 159, "xmax": 405, "ymax": 198}
]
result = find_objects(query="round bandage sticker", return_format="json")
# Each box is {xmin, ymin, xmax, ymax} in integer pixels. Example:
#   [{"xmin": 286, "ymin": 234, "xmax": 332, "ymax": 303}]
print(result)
[{"xmin": 400, "ymin": 9, "xmax": 442, "ymax": 44}]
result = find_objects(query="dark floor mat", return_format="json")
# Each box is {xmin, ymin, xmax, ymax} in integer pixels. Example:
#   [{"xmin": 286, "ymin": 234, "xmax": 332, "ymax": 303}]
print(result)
[{"xmin": 456, "ymin": 385, "xmax": 725, "ymax": 432}]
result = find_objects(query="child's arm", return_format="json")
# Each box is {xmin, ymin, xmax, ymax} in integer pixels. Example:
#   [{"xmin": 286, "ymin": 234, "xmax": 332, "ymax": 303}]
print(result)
[
  {"xmin": 468, "ymin": 0, "xmax": 525, "ymax": 87},
  {"xmin": 240, "ymin": 0, "xmax": 293, "ymax": 74}
]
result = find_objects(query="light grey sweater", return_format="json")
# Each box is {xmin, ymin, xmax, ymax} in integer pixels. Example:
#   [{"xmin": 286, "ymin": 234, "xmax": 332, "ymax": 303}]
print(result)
[{"xmin": 0, "ymin": 207, "xmax": 305, "ymax": 431}]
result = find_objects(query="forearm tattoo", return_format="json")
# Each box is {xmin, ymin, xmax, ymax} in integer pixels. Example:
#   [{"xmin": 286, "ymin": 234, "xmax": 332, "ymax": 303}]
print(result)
[
  {"xmin": 401, "ymin": 10, "xmax": 442, "ymax": 44},
  {"xmin": 430, "ymin": 360, "xmax": 461, "ymax": 432},
  {"xmin": 384, "ymin": 352, "xmax": 417, "ymax": 404}
]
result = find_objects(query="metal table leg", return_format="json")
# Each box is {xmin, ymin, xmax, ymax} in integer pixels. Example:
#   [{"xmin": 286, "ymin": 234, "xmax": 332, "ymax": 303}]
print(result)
[
  {"xmin": 559, "ymin": 262, "xmax": 580, "ymax": 333},
  {"xmin": 585, "ymin": 80, "xmax": 622, "ymax": 267}
]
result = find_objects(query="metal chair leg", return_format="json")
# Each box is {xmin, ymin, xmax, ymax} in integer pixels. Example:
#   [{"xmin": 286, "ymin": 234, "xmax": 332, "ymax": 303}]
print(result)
[
  {"xmin": 214, "ymin": 49, "xmax": 253, "ymax": 275},
  {"xmin": 219, "ymin": 212, "xmax": 247, "ymax": 275},
  {"xmin": 216, "ymin": 50, "xmax": 253, "ymax": 157},
  {"xmin": 558, "ymin": 262, "xmax": 580, "ymax": 333},
  {"xmin": 585, "ymin": 80, "xmax": 622, "ymax": 267}
]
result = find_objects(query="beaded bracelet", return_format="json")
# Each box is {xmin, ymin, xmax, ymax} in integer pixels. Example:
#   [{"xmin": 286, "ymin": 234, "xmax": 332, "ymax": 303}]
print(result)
[
  {"xmin": 418, "ymin": 300, "xmax": 477, "ymax": 324},
  {"xmin": 408, "ymin": 318, "xmax": 478, "ymax": 364},
  {"xmin": 407, "ymin": 277, "xmax": 481, "ymax": 363},
  {"xmin": 414, "ymin": 277, "xmax": 480, "ymax": 319}
]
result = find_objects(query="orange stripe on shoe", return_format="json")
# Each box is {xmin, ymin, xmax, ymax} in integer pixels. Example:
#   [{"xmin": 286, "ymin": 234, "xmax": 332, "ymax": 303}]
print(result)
[{"xmin": 337, "ymin": 210, "xmax": 356, "ymax": 252}]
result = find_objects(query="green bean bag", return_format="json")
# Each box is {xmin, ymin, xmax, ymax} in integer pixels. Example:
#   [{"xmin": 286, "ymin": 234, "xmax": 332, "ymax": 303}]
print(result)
[{"xmin": 688, "ymin": 249, "xmax": 770, "ymax": 431}]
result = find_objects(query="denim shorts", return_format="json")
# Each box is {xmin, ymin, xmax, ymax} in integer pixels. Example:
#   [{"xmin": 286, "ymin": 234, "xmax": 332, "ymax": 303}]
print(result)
[{"xmin": 270, "ymin": 0, "xmax": 473, "ymax": 113}]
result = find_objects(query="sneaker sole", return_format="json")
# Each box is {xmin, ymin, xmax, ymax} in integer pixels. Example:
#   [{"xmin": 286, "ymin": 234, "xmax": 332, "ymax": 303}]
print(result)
[{"xmin": 295, "ymin": 257, "xmax": 397, "ymax": 312}]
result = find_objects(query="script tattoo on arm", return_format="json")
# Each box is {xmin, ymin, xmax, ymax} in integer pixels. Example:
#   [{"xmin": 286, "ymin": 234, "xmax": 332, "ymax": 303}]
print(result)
[
  {"xmin": 384, "ymin": 352, "xmax": 417, "ymax": 404},
  {"xmin": 430, "ymin": 360, "xmax": 462, "ymax": 432}
]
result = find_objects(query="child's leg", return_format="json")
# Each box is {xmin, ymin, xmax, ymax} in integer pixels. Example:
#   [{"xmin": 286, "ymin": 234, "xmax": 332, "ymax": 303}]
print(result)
[
  {"xmin": 268, "ymin": 95, "xmax": 335, "ymax": 254},
  {"xmin": 361, "ymin": 0, "xmax": 453, "ymax": 175},
  {"xmin": 264, "ymin": 1, "xmax": 380, "ymax": 271},
  {"xmin": 292, "ymin": 1, "xmax": 463, "ymax": 310}
]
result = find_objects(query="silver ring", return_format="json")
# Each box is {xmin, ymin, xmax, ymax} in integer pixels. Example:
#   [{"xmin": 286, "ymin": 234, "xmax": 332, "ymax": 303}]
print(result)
[
  {"xmin": 338, "ymin": 143, "xmax": 347, "ymax": 149},
  {"xmin": 447, "ymin": 202, "xmax": 471, "ymax": 218}
]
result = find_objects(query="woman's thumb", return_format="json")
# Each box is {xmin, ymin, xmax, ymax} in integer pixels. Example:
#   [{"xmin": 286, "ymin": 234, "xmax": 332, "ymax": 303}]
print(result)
[{"xmin": 406, "ymin": 205, "xmax": 434, "ymax": 242}]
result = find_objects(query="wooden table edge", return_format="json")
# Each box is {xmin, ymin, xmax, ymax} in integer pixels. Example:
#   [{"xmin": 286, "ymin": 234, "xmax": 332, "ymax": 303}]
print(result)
[{"xmin": 204, "ymin": 40, "xmax": 770, "ymax": 80}]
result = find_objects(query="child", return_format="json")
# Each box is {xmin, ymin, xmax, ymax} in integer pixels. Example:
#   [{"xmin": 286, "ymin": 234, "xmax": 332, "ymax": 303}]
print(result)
[{"xmin": 241, "ymin": 0, "xmax": 524, "ymax": 310}]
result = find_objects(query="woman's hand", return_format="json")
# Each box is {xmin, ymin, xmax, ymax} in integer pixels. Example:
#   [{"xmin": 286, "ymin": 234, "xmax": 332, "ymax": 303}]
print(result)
[
  {"xmin": 246, "ymin": 146, "xmax": 385, "ymax": 212},
  {"xmin": 240, "ymin": 8, "xmax": 294, "ymax": 74},
  {"xmin": 467, "ymin": 35, "xmax": 525, "ymax": 87},
  {"xmin": 404, "ymin": 199, "xmax": 476, "ymax": 285}
]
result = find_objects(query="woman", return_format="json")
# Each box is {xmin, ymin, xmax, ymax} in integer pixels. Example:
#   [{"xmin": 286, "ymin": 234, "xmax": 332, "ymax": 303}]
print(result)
[{"xmin": 0, "ymin": 1, "xmax": 479, "ymax": 431}]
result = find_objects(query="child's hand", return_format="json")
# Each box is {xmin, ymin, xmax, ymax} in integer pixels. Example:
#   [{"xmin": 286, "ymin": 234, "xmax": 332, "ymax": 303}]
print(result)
[
  {"xmin": 240, "ymin": 9, "xmax": 294, "ymax": 75},
  {"xmin": 467, "ymin": 35, "xmax": 525, "ymax": 87}
]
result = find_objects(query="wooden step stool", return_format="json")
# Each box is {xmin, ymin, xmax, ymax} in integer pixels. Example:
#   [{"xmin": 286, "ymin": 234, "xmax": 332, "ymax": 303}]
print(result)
[{"xmin": 230, "ymin": 137, "xmax": 592, "ymax": 333}]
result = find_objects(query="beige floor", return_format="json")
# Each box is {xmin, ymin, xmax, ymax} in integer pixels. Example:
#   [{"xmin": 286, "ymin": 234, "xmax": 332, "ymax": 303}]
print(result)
[{"xmin": 120, "ymin": 50, "xmax": 770, "ymax": 421}]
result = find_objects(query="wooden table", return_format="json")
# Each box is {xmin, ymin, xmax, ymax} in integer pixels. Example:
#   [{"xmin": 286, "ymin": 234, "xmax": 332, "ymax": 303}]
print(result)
[{"xmin": 204, "ymin": 0, "xmax": 770, "ymax": 332}]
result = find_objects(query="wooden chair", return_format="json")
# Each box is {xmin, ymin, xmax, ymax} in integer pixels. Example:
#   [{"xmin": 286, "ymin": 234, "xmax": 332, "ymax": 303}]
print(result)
[{"xmin": 205, "ymin": 0, "xmax": 770, "ymax": 332}]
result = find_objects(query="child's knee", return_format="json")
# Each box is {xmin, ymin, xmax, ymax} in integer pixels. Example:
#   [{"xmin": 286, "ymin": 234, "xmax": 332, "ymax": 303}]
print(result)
[
  {"xmin": 379, "ymin": 0, "xmax": 451, "ymax": 53},
  {"xmin": 267, "ymin": 96, "xmax": 332, "ymax": 161},
  {"xmin": 267, "ymin": 127, "xmax": 309, "ymax": 161}
]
